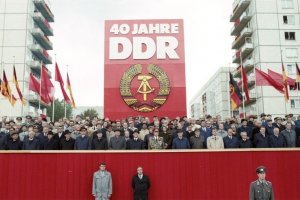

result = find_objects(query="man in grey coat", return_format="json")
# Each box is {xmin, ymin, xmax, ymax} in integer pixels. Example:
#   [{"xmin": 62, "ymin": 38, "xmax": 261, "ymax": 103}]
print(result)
[
  {"xmin": 249, "ymin": 166, "xmax": 274, "ymax": 200},
  {"xmin": 281, "ymin": 122, "xmax": 296, "ymax": 147},
  {"xmin": 92, "ymin": 162, "xmax": 112, "ymax": 200}
]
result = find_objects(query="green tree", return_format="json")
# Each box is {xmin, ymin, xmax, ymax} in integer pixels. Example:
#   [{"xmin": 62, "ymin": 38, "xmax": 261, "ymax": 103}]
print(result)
[
  {"xmin": 47, "ymin": 99, "xmax": 72, "ymax": 121},
  {"xmin": 80, "ymin": 108, "xmax": 98, "ymax": 119}
]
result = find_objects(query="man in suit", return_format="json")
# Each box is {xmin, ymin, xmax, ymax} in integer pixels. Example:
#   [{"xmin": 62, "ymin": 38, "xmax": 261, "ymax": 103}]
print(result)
[
  {"xmin": 238, "ymin": 131, "xmax": 253, "ymax": 148},
  {"xmin": 92, "ymin": 162, "xmax": 112, "ymax": 200},
  {"xmin": 223, "ymin": 128, "xmax": 238, "ymax": 148},
  {"xmin": 132, "ymin": 166, "xmax": 150, "ymax": 200},
  {"xmin": 108, "ymin": 129, "xmax": 126, "ymax": 150},
  {"xmin": 249, "ymin": 166, "xmax": 274, "ymax": 200},
  {"xmin": 126, "ymin": 130, "xmax": 145, "ymax": 150}
]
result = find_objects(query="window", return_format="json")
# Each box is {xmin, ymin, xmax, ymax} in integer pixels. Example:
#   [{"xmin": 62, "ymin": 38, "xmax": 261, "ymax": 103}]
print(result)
[
  {"xmin": 291, "ymin": 99, "xmax": 300, "ymax": 108},
  {"xmin": 286, "ymin": 48, "xmax": 298, "ymax": 58},
  {"xmin": 283, "ymin": 15, "xmax": 295, "ymax": 25},
  {"xmin": 287, "ymin": 64, "xmax": 296, "ymax": 75},
  {"xmin": 282, "ymin": 0, "xmax": 294, "ymax": 9},
  {"xmin": 285, "ymin": 32, "xmax": 295, "ymax": 40}
]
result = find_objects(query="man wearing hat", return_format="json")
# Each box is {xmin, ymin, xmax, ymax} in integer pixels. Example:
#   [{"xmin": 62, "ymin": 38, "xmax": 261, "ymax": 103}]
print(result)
[
  {"xmin": 126, "ymin": 130, "xmax": 145, "ymax": 150},
  {"xmin": 249, "ymin": 166, "xmax": 274, "ymax": 200},
  {"xmin": 92, "ymin": 162, "xmax": 112, "ymax": 200},
  {"xmin": 60, "ymin": 130, "xmax": 75, "ymax": 150}
]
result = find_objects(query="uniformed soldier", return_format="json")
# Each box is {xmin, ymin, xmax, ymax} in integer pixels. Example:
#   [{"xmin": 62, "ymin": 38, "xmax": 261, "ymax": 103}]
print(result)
[
  {"xmin": 249, "ymin": 166, "xmax": 274, "ymax": 200},
  {"xmin": 148, "ymin": 128, "xmax": 164, "ymax": 150}
]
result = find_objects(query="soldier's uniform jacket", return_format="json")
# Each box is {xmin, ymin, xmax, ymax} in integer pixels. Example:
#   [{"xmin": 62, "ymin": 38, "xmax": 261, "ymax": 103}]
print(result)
[
  {"xmin": 148, "ymin": 136, "xmax": 164, "ymax": 149},
  {"xmin": 249, "ymin": 180, "xmax": 274, "ymax": 200}
]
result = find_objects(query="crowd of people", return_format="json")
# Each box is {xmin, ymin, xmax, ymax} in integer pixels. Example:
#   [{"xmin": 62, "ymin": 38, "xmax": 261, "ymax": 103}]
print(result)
[{"xmin": 0, "ymin": 113, "xmax": 300, "ymax": 150}]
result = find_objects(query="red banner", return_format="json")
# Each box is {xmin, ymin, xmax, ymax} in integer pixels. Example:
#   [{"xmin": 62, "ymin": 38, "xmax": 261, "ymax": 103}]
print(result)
[{"xmin": 104, "ymin": 19, "xmax": 186, "ymax": 119}]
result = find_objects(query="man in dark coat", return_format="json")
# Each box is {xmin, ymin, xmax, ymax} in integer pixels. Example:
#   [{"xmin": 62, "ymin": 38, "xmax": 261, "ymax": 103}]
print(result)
[
  {"xmin": 91, "ymin": 130, "xmax": 108, "ymax": 150},
  {"xmin": 23, "ymin": 130, "xmax": 40, "ymax": 150},
  {"xmin": 43, "ymin": 131, "xmax": 59, "ymax": 150},
  {"xmin": 269, "ymin": 127, "xmax": 286, "ymax": 148},
  {"xmin": 223, "ymin": 128, "xmax": 239, "ymax": 148},
  {"xmin": 74, "ymin": 127, "xmax": 92, "ymax": 150},
  {"xmin": 249, "ymin": 166, "xmax": 274, "ymax": 200},
  {"xmin": 254, "ymin": 127, "xmax": 269, "ymax": 148},
  {"xmin": 132, "ymin": 166, "xmax": 150, "ymax": 200},
  {"xmin": 60, "ymin": 130, "xmax": 75, "ymax": 150},
  {"xmin": 238, "ymin": 131, "xmax": 253, "ymax": 148},
  {"xmin": 5, "ymin": 132, "xmax": 22, "ymax": 150},
  {"xmin": 127, "ymin": 130, "xmax": 145, "ymax": 150}
]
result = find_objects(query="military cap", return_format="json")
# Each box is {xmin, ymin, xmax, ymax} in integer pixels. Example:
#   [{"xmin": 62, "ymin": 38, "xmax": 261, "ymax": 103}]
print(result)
[
  {"xmin": 133, "ymin": 129, "xmax": 139, "ymax": 134},
  {"xmin": 25, "ymin": 115, "xmax": 32, "ymax": 119},
  {"xmin": 256, "ymin": 166, "xmax": 266, "ymax": 174},
  {"xmin": 16, "ymin": 117, "xmax": 22, "ymax": 121},
  {"xmin": 64, "ymin": 130, "xmax": 71, "ymax": 134}
]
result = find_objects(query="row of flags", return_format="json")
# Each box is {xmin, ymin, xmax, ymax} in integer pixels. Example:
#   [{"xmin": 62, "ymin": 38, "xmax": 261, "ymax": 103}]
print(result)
[
  {"xmin": 0, "ymin": 63, "xmax": 76, "ymax": 108},
  {"xmin": 230, "ymin": 63, "xmax": 300, "ymax": 109}
]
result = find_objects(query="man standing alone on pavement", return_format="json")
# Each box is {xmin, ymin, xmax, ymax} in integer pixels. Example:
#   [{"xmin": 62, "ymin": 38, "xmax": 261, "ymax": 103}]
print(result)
[
  {"xmin": 92, "ymin": 162, "xmax": 112, "ymax": 200},
  {"xmin": 132, "ymin": 166, "xmax": 151, "ymax": 200}
]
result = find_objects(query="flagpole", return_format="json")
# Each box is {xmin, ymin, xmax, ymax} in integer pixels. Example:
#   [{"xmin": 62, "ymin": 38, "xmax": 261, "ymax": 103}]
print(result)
[
  {"xmin": 52, "ymin": 55, "xmax": 56, "ymax": 122},
  {"xmin": 240, "ymin": 51, "xmax": 246, "ymax": 118},
  {"xmin": 38, "ymin": 61, "xmax": 43, "ymax": 114},
  {"xmin": 65, "ymin": 64, "xmax": 68, "ymax": 118},
  {"xmin": 253, "ymin": 56, "xmax": 259, "ymax": 117},
  {"xmin": 280, "ymin": 49, "xmax": 288, "ymax": 115},
  {"xmin": 227, "ymin": 64, "xmax": 232, "ymax": 118}
]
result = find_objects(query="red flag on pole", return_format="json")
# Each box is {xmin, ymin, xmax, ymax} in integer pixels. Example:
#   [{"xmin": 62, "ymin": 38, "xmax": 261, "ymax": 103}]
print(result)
[
  {"xmin": 41, "ymin": 66, "xmax": 54, "ymax": 105},
  {"xmin": 29, "ymin": 73, "xmax": 40, "ymax": 93},
  {"xmin": 241, "ymin": 65, "xmax": 250, "ymax": 102},
  {"xmin": 282, "ymin": 63, "xmax": 289, "ymax": 102},
  {"xmin": 13, "ymin": 66, "xmax": 26, "ymax": 106},
  {"xmin": 255, "ymin": 68, "xmax": 284, "ymax": 93},
  {"xmin": 267, "ymin": 69, "xmax": 295, "ymax": 88},
  {"xmin": 66, "ymin": 73, "xmax": 76, "ymax": 108},
  {"xmin": 55, "ymin": 63, "xmax": 71, "ymax": 104}
]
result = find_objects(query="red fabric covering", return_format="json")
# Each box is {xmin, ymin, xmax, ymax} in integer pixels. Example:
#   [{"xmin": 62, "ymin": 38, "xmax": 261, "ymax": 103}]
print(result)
[{"xmin": 0, "ymin": 150, "xmax": 299, "ymax": 200}]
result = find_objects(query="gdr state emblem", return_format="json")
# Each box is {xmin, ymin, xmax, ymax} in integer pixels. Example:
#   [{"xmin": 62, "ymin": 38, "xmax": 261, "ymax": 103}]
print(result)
[{"xmin": 120, "ymin": 64, "xmax": 170, "ymax": 112}]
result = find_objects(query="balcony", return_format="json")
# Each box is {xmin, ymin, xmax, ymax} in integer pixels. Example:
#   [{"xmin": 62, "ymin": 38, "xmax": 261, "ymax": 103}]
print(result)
[
  {"xmin": 30, "ymin": 44, "xmax": 52, "ymax": 64},
  {"xmin": 232, "ymin": 28, "xmax": 252, "ymax": 49},
  {"xmin": 31, "ymin": 28, "xmax": 53, "ymax": 50},
  {"xmin": 231, "ymin": 12, "xmax": 251, "ymax": 36},
  {"xmin": 33, "ymin": 0, "xmax": 54, "ymax": 22},
  {"xmin": 32, "ymin": 12, "xmax": 53, "ymax": 36},
  {"xmin": 230, "ymin": 0, "xmax": 251, "ymax": 22},
  {"xmin": 28, "ymin": 93, "xmax": 48, "ymax": 108},
  {"xmin": 27, "ymin": 60, "xmax": 41, "ymax": 75},
  {"xmin": 27, "ymin": 60, "xmax": 52, "ymax": 79},
  {"xmin": 234, "ymin": 59, "xmax": 254, "ymax": 78},
  {"xmin": 240, "ymin": 41, "xmax": 253, "ymax": 59},
  {"xmin": 232, "ymin": 50, "xmax": 241, "ymax": 64}
]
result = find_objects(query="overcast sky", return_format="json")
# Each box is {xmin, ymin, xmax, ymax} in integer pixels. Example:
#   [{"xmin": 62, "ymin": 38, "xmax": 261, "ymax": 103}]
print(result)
[{"xmin": 50, "ymin": 0, "xmax": 233, "ymax": 107}]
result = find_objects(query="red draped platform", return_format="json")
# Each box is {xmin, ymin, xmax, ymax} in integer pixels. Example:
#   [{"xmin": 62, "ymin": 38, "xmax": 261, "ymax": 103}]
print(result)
[{"xmin": 0, "ymin": 149, "xmax": 299, "ymax": 200}]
